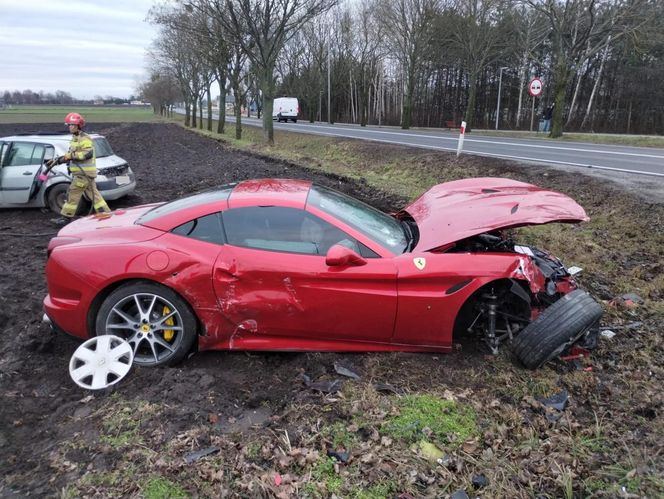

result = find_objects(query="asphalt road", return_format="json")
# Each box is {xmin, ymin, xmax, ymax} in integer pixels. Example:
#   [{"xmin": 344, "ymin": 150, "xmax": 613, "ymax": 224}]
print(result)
[{"xmin": 240, "ymin": 116, "xmax": 664, "ymax": 178}]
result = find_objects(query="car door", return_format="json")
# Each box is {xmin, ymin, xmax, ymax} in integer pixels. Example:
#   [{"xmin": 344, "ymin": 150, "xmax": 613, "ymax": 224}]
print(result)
[
  {"xmin": 213, "ymin": 206, "xmax": 398, "ymax": 343},
  {"xmin": 0, "ymin": 141, "xmax": 46, "ymax": 204}
]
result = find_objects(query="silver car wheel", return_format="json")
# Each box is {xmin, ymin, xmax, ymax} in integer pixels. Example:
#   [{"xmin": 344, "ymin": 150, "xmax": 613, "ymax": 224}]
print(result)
[{"xmin": 102, "ymin": 292, "xmax": 185, "ymax": 366}]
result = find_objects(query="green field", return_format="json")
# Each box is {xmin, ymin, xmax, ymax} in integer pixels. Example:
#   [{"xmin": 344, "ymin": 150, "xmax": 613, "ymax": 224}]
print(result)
[{"xmin": 0, "ymin": 105, "xmax": 160, "ymax": 124}]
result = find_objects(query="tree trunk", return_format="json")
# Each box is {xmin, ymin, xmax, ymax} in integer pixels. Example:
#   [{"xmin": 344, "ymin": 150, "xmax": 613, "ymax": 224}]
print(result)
[
  {"xmin": 217, "ymin": 77, "xmax": 226, "ymax": 134},
  {"xmin": 206, "ymin": 86, "xmax": 213, "ymax": 131},
  {"xmin": 464, "ymin": 70, "xmax": 479, "ymax": 131},
  {"xmin": 402, "ymin": 67, "xmax": 415, "ymax": 130},
  {"xmin": 581, "ymin": 36, "xmax": 611, "ymax": 130},
  {"xmin": 184, "ymin": 100, "xmax": 191, "ymax": 127},
  {"xmin": 550, "ymin": 56, "xmax": 570, "ymax": 138},
  {"xmin": 234, "ymin": 86, "xmax": 242, "ymax": 140},
  {"xmin": 261, "ymin": 66, "xmax": 276, "ymax": 145},
  {"xmin": 199, "ymin": 98, "xmax": 203, "ymax": 129},
  {"xmin": 191, "ymin": 97, "xmax": 197, "ymax": 128}
]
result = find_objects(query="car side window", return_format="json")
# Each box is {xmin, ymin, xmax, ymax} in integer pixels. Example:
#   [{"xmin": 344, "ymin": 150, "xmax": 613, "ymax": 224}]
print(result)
[
  {"xmin": 31, "ymin": 144, "xmax": 46, "ymax": 164},
  {"xmin": 6, "ymin": 142, "xmax": 38, "ymax": 166},
  {"xmin": 222, "ymin": 206, "xmax": 378, "ymax": 257},
  {"xmin": 171, "ymin": 213, "xmax": 225, "ymax": 245},
  {"xmin": 0, "ymin": 142, "xmax": 6, "ymax": 167}
]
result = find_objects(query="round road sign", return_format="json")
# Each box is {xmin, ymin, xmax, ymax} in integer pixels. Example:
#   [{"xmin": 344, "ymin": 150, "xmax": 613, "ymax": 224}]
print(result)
[{"xmin": 528, "ymin": 78, "xmax": 543, "ymax": 97}]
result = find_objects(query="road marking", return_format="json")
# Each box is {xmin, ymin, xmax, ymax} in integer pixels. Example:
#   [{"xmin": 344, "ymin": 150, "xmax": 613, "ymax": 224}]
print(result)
[
  {"xmin": 270, "ymin": 121, "xmax": 664, "ymax": 159},
  {"xmin": 264, "ymin": 126, "xmax": 664, "ymax": 177}
]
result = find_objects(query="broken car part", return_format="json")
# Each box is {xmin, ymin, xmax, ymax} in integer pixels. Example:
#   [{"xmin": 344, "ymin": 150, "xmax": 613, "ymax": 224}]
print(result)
[{"xmin": 68, "ymin": 335, "xmax": 133, "ymax": 390}]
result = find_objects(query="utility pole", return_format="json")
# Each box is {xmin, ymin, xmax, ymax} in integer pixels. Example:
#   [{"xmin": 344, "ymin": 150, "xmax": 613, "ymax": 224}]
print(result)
[
  {"xmin": 327, "ymin": 29, "xmax": 332, "ymax": 124},
  {"xmin": 495, "ymin": 67, "xmax": 508, "ymax": 130}
]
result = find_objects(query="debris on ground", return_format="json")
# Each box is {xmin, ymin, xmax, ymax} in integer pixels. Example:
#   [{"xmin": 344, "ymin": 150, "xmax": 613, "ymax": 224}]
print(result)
[
  {"xmin": 301, "ymin": 373, "xmax": 342, "ymax": 393},
  {"xmin": 538, "ymin": 390, "xmax": 570, "ymax": 422},
  {"xmin": 373, "ymin": 382, "xmax": 403, "ymax": 394},
  {"xmin": 183, "ymin": 446, "xmax": 220, "ymax": 464},
  {"xmin": 326, "ymin": 449, "xmax": 351, "ymax": 463},
  {"xmin": 333, "ymin": 363, "xmax": 361, "ymax": 380},
  {"xmin": 472, "ymin": 474, "xmax": 489, "ymax": 488}
]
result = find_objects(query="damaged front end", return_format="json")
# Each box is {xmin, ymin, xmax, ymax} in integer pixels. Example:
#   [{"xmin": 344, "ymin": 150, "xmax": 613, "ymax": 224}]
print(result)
[{"xmin": 449, "ymin": 231, "xmax": 602, "ymax": 366}]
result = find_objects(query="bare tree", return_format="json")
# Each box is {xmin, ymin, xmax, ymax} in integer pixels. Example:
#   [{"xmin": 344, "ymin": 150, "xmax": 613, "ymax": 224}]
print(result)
[
  {"xmin": 524, "ymin": 0, "xmax": 656, "ymax": 138},
  {"xmin": 192, "ymin": 0, "xmax": 338, "ymax": 144},
  {"xmin": 378, "ymin": 0, "xmax": 441, "ymax": 129}
]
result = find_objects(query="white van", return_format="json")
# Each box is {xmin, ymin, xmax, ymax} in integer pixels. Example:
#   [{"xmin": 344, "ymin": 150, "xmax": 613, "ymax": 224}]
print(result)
[{"xmin": 273, "ymin": 97, "xmax": 299, "ymax": 123}]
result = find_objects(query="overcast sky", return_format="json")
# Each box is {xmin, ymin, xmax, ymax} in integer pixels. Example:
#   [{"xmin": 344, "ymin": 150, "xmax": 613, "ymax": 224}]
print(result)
[{"xmin": 0, "ymin": 0, "xmax": 159, "ymax": 99}]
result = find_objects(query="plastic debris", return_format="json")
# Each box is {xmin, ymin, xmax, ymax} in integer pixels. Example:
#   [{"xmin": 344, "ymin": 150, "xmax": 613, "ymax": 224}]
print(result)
[
  {"xmin": 69, "ymin": 335, "xmax": 133, "ymax": 390},
  {"xmin": 184, "ymin": 446, "xmax": 220, "ymax": 464},
  {"xmin": 301, "ymin": 374, "xmax": 342, "ymax": 393},
  {"xmin": 334, "ymin": 363, "xmax": 360, "ymax": 380},
  {"xmin": 415, "ymin": 440, "xmax": 444, "ymax": 462},
  {"xmin": 472, "ymin": 474, "xmax": 489, "ymax": 488},
  {"xmin": 600, "ymin": 330, "xmax": 616, "ymax": 339},
  {"xmin": 566, "ymin": 265, "xmax": 583, "ymax": 276},
  {"xmin": 274, "ymin": 473, "xmax": 282, "ymax": 486},
  {"xmin": 326, "ymin": 449, "xmax": 351, "ymax": 463},
  {"xmin": 373, "ymin": 382, "xmax": 403, "ymax": 395},
  {"xmin": 538, "ymin": 390, "xmax": 569, "ymax": 422},
  {"xmin": 450, "ymin": 490, "xmax": 469, "ymax": 499},
  {"xmin": 540, "ymin": 390, "xmax": 569, "ymax": 411},
  {"xmin": 621, "ymin": 292, "xmax": 644, "ymax": 304}
]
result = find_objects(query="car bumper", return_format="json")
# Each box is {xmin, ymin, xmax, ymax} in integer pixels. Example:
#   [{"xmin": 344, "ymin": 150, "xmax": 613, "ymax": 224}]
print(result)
[{"xmin": 96, "ymin": 174, "xmax": 136, "ymax": 200}]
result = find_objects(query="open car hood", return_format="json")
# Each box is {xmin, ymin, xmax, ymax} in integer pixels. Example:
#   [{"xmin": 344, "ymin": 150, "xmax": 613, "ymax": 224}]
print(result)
[{"xmin": 398, "ymin": 177, "xmax": 589, "ymax": 251}]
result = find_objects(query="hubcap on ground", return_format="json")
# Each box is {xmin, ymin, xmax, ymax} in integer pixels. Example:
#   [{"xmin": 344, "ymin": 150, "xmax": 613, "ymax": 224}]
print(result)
[{"xmin": 69, "ymin": 335, "xmax": 133, "ymax": 390}]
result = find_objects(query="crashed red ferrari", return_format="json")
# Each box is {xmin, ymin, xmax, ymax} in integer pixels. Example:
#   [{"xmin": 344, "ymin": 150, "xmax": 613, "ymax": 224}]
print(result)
[{"xmin": 44, "ymin": 178, "xmax": 603, "ymax": 368}]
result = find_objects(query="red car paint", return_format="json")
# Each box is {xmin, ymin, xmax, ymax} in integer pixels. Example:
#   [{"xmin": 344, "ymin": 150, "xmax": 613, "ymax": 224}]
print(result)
[
  {"xmin": 44, "ymin": 178, "xmax": 587, "ymax": 354},
  {"xmin": 398, "ymin": 177, "xmax": 588, "ymax": 251}
]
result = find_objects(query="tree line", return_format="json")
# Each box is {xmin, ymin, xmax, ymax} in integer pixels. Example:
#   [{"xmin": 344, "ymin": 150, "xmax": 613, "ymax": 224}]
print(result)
[
  {"xmin": 0, "ymin": 90, "xmax": 139, "ymax": 106},
  {"xmin": 142, "ymin": 0, "xmax": 664, "ymax": 143}
]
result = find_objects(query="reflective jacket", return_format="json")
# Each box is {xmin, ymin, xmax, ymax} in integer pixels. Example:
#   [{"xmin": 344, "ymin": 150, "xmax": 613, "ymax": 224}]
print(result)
[{"xmin": 68, "ymin": 132, "xmax": 96, "ymax": 177}]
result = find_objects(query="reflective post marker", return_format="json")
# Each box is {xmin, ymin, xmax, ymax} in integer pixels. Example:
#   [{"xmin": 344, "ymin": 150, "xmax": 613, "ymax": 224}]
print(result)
[{"xmin": 456, "ymin": 121, "xmax": 467, "ymax": 157}]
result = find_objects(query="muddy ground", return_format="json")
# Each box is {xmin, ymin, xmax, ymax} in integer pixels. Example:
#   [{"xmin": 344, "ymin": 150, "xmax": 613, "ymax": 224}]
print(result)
[{"xmin": 0, "ymin": 122, "xmax": 662, "ymax": 498}]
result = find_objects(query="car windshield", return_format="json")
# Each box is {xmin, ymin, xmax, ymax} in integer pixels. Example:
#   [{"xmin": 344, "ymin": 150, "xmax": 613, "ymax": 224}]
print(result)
[
  {"xmin": 136, "ymin": 186, "xmax": 235, "ymax": 225},
  {"xmin": 308, "ymin": 185, "xmax": 408, "ymax": 254},
  {"xmin": 93, "ymin": 137, "xmax": 114, "ymax": 158}
]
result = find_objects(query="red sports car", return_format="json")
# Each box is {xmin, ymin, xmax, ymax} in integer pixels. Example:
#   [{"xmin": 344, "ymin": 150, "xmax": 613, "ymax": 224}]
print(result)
[{"xmin": 44, "ymin": 178, "xmax": 602, "ymax": 368}]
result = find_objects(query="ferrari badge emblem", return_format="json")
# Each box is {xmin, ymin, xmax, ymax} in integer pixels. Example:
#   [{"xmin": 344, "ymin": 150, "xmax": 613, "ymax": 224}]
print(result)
[{"xmin": 413, "ymin": 257, "xmax": 426, "ymax": 270}]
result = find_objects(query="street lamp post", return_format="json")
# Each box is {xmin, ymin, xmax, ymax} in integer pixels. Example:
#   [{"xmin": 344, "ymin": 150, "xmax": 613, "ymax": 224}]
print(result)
[{"xmin": 495, "ymin": 67, "xmax": 508, "ymax": 130}]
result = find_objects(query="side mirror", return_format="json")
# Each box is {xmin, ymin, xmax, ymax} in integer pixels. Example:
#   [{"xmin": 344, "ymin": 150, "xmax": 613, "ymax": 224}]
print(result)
[{"xmin": 326, "ymin": 244, "xmax": 367, "ymax": 267}]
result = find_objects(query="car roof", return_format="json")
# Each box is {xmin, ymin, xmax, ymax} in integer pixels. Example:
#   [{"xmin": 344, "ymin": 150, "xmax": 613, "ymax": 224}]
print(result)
[
  {"xmin": 228, "ymin": 178, "xmax": 311, "ymax": 209},
  {"xmin": 139, "ymin": 178, "xmax": 313, "ymax": 231}
]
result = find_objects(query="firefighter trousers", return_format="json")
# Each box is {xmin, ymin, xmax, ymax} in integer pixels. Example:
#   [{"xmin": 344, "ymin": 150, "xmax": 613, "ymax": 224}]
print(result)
[{"xmin": 61, "ymin": 174, "xmax": 110, "ymax": 217}]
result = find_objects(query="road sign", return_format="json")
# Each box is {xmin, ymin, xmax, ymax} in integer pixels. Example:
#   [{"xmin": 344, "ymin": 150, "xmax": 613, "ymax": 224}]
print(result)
[{"xmin": 528, "ymin": 78, "xmax": 543, "ymax": 97}]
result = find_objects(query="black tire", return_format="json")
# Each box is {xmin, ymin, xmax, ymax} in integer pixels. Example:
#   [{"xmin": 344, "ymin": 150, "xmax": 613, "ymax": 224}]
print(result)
[
  {"xmin": 45, "ymin": 182, "xmax": 92, "ymax": 215},
  {"xmin": 292, "ymin": 118, "xmax": 297, "ymax": 123},
  {"xmin": 95, "ymin": 282, "xmax": 197, "ymax": 367},
  {"xmin": 512, "ymin": 289, "xmax": 603, "ymax": 369},
  {"xmin": 46, "ymin": 183, "xmax": 69, "ymax": 213}
]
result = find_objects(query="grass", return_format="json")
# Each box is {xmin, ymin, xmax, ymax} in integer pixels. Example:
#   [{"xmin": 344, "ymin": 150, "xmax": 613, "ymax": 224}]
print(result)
[
  {"xmin": 382, "ymin": 394, "xmax": 477, "ymax": 446},
  {"xmin": 0, "ymin": 104, "xmax": 159, "ymax": 124},
  {"xmin": 142, "ymin": 477, "xmax": 189, "ymax": 499}
]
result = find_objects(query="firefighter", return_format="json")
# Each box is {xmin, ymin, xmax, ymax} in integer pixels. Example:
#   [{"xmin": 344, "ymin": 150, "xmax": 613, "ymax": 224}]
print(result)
[{"xmin": 47, "ymin": 112, "xmax": 110, "ymax": 224}]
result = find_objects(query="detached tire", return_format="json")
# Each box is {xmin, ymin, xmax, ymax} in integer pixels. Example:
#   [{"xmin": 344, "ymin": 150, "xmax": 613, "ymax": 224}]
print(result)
[{"xmin": 512, "ymin": 290, "xmax": 603, "ymax": 369}]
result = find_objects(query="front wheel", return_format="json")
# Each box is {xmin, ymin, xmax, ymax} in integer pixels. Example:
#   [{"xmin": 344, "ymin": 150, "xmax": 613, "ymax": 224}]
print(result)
[
  {"xmin": 95, "ymin": 282, "xmax": 197, "ymax": 367},
  {"xmin": 46, "ymin": 183, "xmax": 69, "ymax": 213},
  {"xmin": 512, "ymin": 290, "xmax": 603, "ymax": 369}
]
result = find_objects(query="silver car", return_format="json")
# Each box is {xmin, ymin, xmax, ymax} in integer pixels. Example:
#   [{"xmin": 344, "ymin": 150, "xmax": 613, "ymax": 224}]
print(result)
[{"xmin": 0, "ymin": 132, "xmax": 136, "ymax": 213}]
